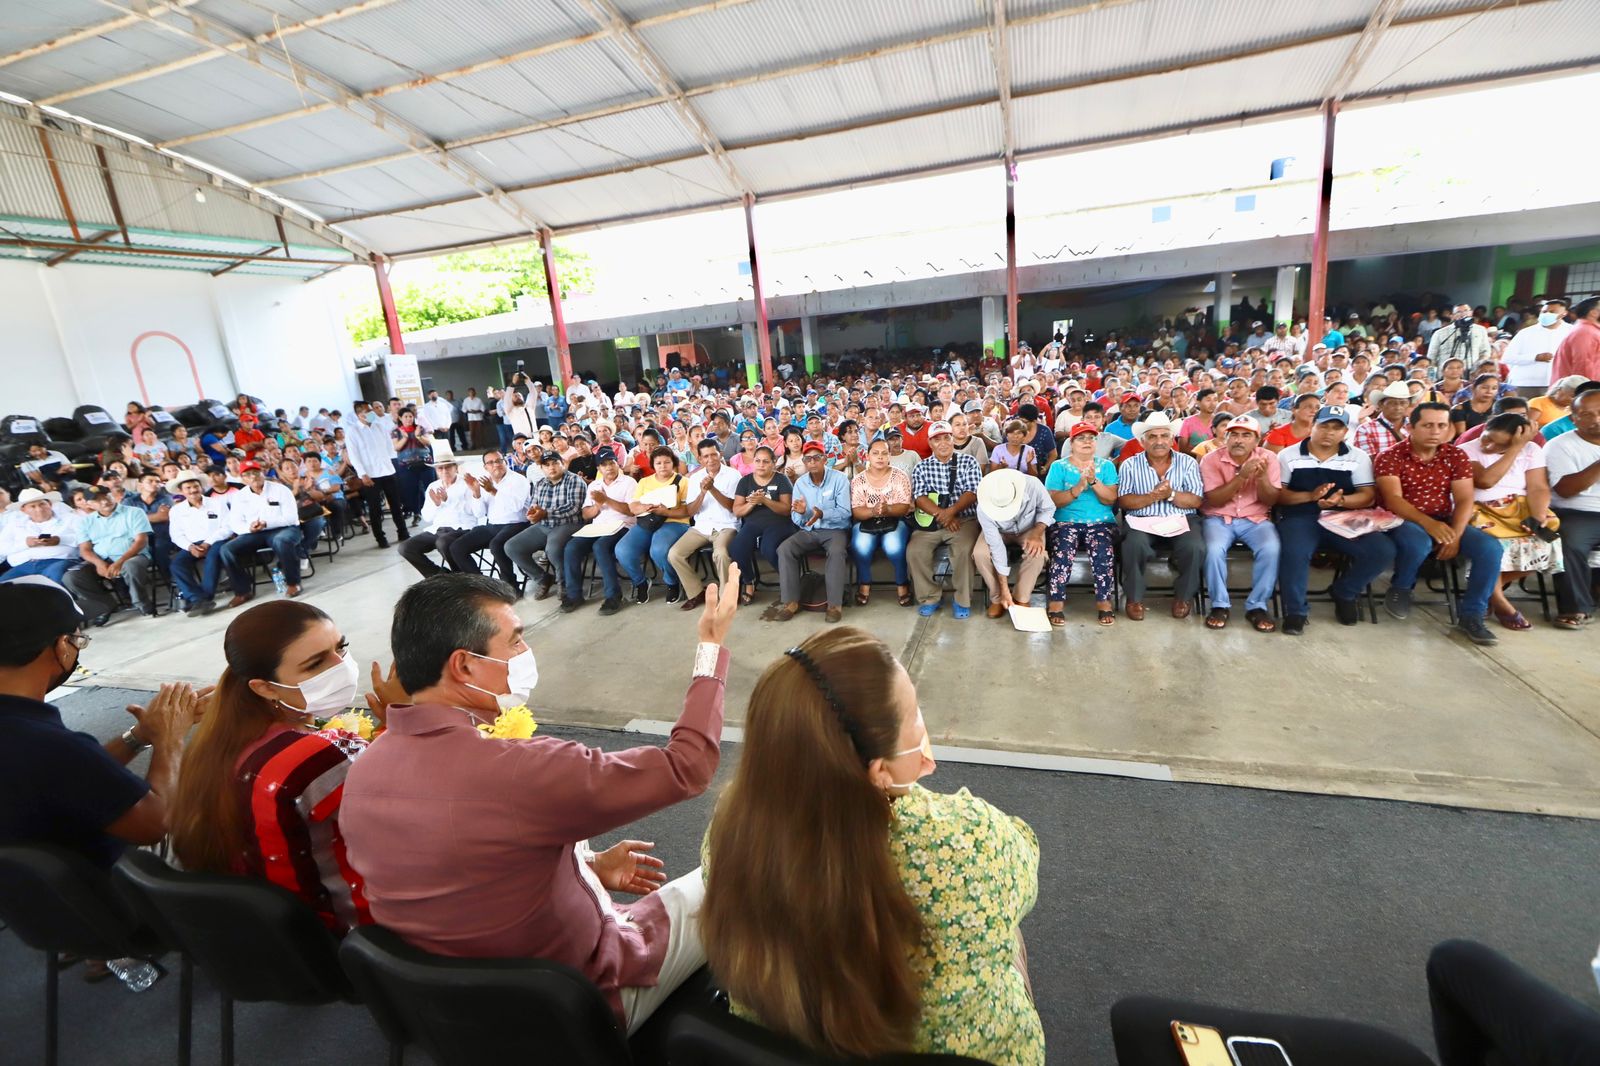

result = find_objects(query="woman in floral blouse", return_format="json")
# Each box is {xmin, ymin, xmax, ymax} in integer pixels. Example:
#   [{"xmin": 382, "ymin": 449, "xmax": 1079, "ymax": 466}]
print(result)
[
  {"xmin": 849, "ymin": 439, "xmax": 915, "ymax": 607},
  {"xmin": 702, "ymin": 628, "xmax": 1042, "ymax": 1065}
]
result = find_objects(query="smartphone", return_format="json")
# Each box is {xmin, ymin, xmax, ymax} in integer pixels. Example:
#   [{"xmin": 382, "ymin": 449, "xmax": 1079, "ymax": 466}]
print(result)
[
  {"xmin": 1318, "ymin": 485, "xmax": 1340, "ymax": 500},
  {"xmin": 1227, "ymin": 1036, "xmax": 1293, "ymax": 1066},
  {"xmin": 1171, "ymin": 1021, "xmax": 1231, "ymax": 1066}
]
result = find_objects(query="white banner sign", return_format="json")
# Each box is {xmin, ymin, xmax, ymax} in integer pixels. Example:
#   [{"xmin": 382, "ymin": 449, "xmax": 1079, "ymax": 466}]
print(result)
[{"xmin": 386, "ymin": 351, "xmax": 424, "ymax": 408}]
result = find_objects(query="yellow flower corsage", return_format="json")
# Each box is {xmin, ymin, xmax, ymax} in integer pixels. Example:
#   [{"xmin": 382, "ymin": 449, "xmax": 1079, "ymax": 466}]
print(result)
[
  {"xmin": 478, "ymin": 705, "xmax": 538, "ymax": 739},
  {"xmin": 319, "ymin": 709, "xmax": 377, "ymax": 740}
]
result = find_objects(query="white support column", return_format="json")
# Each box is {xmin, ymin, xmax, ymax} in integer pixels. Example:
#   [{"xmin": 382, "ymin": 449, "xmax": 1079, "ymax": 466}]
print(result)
[
  {"xmin": 1273, "ymin": 265, "xmax": 1298, "ymax": 327},
  {"xmin": 1213, "ymin": 272, "xmax": 1233, "ymax": 334},
  {"xmin": 801, "ymin": 315, "xmax": 819, "ymax": 375},
  {"xmin": 543, "ymin": 344, "xmax": 562, "ymax": 390},
  {"xmin": 638, "ymin": 335, "xmax": 656, "ymax": 380},
  {"xmin": 981, "ymin": 296, "xmax": 1003, "ymax": 357},
  {"xmin": 741, "ymin": 322, "xmax": 760, "ymax": 388}
]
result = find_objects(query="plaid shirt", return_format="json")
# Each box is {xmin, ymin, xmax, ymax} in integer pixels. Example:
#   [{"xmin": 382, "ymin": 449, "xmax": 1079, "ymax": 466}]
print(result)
[
  {"xmin": 911, "ymin": 453, "xmax": 983, "ymax": 518},
  {"xmin": 529, "ymin": 471, "xmax": 586, "ymax": 525},
  {"xmin": 1353, "ymin": 416, "xmax": 1405, "ymax": 459}
]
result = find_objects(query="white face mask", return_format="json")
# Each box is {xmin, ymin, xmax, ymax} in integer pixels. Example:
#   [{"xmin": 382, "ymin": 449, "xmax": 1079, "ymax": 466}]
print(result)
[
  {"xmin": 1539, "ymin": 311, "xmax": 1560, "ymax": 328},
  {"xmin": 269, "ymin": 651, "xmax": 358, "ymax": 716},
  {"xmin": 466, "ymin": 648, "xmax": 539, "ymax": 712},
  {"xmin": 885, "ymin": 714, "xmax": 936, "ymax": 792}
]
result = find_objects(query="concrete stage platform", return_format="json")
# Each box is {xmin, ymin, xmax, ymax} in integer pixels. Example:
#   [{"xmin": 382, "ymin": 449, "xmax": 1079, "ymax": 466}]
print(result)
[{"xmin": 72, "ymin": 537, "xmax": 1600, "ymax": 818}]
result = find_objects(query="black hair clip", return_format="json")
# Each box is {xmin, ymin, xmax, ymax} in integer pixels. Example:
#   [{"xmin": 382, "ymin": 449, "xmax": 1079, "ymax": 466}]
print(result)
[{"xmin": 785, "ymin": 646, "xmax": 855, "ymax": 743}]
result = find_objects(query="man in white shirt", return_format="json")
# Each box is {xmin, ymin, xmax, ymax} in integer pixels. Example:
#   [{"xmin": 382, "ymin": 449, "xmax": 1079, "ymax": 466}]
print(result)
[
  {"xmin": 398, "ymin": 457, "xmax": 483, "ymax": 579},
  {"xmin": 309, "ymin": 408, "xmax": 336, "ymax": 435},
  {"xmin": 1547, "ymin": 387, "xmax": 1600, "ymax": 625},
  {"xmin": 560, "ymin": 451, "xmax": 637, "ymax": 614},
  {"xmin": 445, "ymin": 452, "xmax": 530, "ymax": 584},
  {"xmin": 1428, "ymin": 303, "xmax": 1491, "ymax": 367},
  {"xmin": 217, "ymin": 461, "xmax": 304, "ymax": 604},
  {"xmin": 346, "ymin": 400, "xmax": 411, "ymax": 548},
  {"xmin": 418, "ymin": 391, "xmax": 454, "ymax": 438},
  {"xmin": 19, "ymin": 444, "xmax": 74, "ymax": 489},
  {"xmin": 0, "ymin": 489, "xmax": 80, "ymax": 585},
  {"xmin": 666, "ymin": 438, "xmax": 742, "ymax": 610},
  {"xmin": 165, "ymin": 469, "xmax": 232, "ymax": 614},
  {"xmin": 460, "ymin": 388, "xmax": 487, "ymax": 450},
  {"xmin": 1501, "ymin": 298, "xmax": 1574, "ymax": 396}
]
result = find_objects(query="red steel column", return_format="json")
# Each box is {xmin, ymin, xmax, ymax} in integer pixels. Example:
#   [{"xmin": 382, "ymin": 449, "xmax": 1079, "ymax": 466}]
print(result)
[
  {"xmin": 743, "ymin": 193, "xmax": 775, "ymax": 390},
  {"xmin": 1005, "ymin": 161, "xmax": 1019, "ymax": 360},
  {"xmin": 373, "ymin": 256, "xmax": 405, "ymax": 355},
  {"xmin": 1306, "ymin": 100, "xmax": 1337, "ymax": 345},
  {"xmin": 539, "ymin": 226, "xmax": 575, "ymax": 392}
]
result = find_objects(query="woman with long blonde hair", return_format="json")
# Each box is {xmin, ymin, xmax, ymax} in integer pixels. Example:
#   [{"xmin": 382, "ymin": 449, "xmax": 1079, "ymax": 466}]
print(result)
[
  {"xmin": 169, "ymin": 600, "xmax": 397, "ymax": 934},
  {"xmin": 701, "ymin": 628, "xmax": 1043, "ymax": 1064}
]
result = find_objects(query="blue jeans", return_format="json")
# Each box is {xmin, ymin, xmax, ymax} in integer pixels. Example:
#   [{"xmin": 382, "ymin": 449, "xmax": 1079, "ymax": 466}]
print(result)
[
  {"xmin": 0, "ymin": 558, "xmax": 75, "ymax": 585},
  {"xmin": 496, "ymin": 424, "xmax": 513, "ymax": 452},
  {"xmin": 616, "ymin": 522, "xmax": 690, "ymax": 587},
  {"xmin": 221, "ymin": 526, "xmax": 307, "ymax": 593},
  {"xmin": 728, "ymin": 519, "xmax": 796, "ymax": 589},
  {"xmin": 1202, "ymin": 516, "xmax": 1280, "ymax": 611},
  {"xmin": 1276, "ymin": 512, "xmax": 1396, "ymax": 618},
  {"xmin": 170, "ymin": 544, "xmax": 227, "ymax": 604},
  {"xmin": 564, "ymin": 528, "xmax": 627, "ymax": 601},
  {"xmin": 1387, "ymin": 520, "xmax": 1503, "ymax": 620},
  {"xmin": 850, "ymin": 520, "xmax": 909, "ymax": 585}
]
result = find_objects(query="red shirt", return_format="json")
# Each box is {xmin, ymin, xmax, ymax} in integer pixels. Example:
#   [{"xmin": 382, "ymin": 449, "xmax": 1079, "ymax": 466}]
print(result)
[
  {"xmin": 1551, "ymin": 318, "xmax": 1600, "ymax": 382},
  {"xmin": 900, "ymin": 420, "xmax": 933, "ymax": 458},
  {"xmin": 1264, "ymin": 423, "xmax": 1308, "ymax": 450},
  {"xmin": 1374, "ymin": 441, "xmax": 1471, "ymax": 518},
  {"xmin": 233, "ymin": 427, "xmax": 266, "ymax": 453}
]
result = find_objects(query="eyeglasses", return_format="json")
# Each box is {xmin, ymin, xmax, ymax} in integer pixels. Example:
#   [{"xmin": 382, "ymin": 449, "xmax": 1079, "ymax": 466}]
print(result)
[{"xmin": 67, "ymin": 633, "xmax": 91, "ymax": 650}]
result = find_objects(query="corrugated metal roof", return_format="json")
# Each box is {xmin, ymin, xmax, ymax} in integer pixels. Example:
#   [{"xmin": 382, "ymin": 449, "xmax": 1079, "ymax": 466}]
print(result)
[{"xmin": 1, "ymin": 0, "xmax": 1593, "ymax": 261}]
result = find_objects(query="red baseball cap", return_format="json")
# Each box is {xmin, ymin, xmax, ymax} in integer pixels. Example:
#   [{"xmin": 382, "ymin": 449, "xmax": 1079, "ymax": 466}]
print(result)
[
  {"xmin": 1068, "ymin": 422, "xmax": 1099, "ymax": 439},
  {"xmin": 801, "ymin": 440, "xmax": 826, "ymax": 455},
  {"xmin": 239, "ymin": 460, "xmax": 262, "ymax": 472},
  {"xmin": 1119, "ymin": 392, "xmax": 1141, "ymax": 405}
]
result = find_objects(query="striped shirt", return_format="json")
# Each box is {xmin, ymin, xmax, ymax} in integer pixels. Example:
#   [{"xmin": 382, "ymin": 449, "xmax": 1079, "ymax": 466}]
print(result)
[
  {"xmin": 1117, "ymin": 451, "xmax": 1203, "ymax": 517},
  {"xmin": 911, "ymin": 453, "xmax": 983, "ymax": 519},
  {"xmin": 1353, "ymin": 416, "xmax": 1405, "ymax": 458},
  {"xmin": 530, "ymin": 471, "xmax": 587, "ymax": 525},
  {"xmin": 234, "ymin": 724, "xmax": 372, "ymax": 935}
]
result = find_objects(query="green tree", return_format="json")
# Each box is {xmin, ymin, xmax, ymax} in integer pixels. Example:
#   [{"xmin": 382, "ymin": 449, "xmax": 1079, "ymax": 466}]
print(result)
[{"xmin": 345, "ymin": 240, "xmax": 594, "ymax": 343}]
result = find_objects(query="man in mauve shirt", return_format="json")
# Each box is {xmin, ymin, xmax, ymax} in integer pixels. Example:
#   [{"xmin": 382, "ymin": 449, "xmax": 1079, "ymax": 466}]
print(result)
[{"xmin": 339, "ymin": 569, "xmax": 739, "ymax": 1032}]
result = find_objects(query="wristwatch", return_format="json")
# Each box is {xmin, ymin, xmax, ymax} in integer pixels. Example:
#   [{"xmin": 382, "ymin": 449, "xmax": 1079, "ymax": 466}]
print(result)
[{"xmin": 120, "ymin": 727, "xmax": 150, "ymax": 752}]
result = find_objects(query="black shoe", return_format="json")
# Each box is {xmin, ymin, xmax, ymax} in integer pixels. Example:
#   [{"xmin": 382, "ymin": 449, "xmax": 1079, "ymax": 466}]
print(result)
[
  {"xmin": 632, "ymin": 582, "xmax": 650, "ymax": 605},
  {"xmin": 664, "ymin": 584, "xmax": 682, "ymax": 604},
  {"xmin": 1333, "ymin": 598, "xmax": 1360, "ymax": 626},
  {"xmin": 1458, "ymin": 616, "xmax": 1498, "ymax": 646},
  {"xmin": 559, "ymin": 598, "xmax": 583, "ymax": 614},
  {"xmin": 374, "ymin": 536, "xmax": 390, "ymax": 548},
  {"xmin": 196, "ymin": 599, "xmax": 216, "ymax": 617},
  {"xmin": 598, "ymin": 597, "xmax": 622, "ymax": 616},
  {"xmin": 397, "ymin": 531, "xmax": 410, "ymax": 542},
  {"xmin": 1384, "ymin": 587, "xmax": 1412, "ymax": 620},
  {"xmin": 138, "ymin": 606, "xmax": 157, "ymax": 618},
  {"xmin": 1281, "ymin": 615, "xmax": 1307, "ymax": 636}
]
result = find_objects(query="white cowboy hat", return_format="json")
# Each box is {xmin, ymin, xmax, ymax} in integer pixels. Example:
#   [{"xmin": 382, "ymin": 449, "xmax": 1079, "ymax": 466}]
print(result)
[
  {"xmin": 165, "ymin": 469, "xmax": 206, "ymax": 494},
  {"xmin": 7, "ymin": 487, "xmax": 62, "ymax": 512},
  {"xmin": 976, "ymin": 468, "xmax": 1030, "ymax": 523},
  {"xmin": 1379, "ymin": 382, "xmax": 1412, "ymax": 401},
  {"xmin": 426, "ymin": 440, "xmax": 459, "ymax": 467},
  {"xmin": 1131, "ymin": 411, "xmax": 1177, "ymax": 439}
]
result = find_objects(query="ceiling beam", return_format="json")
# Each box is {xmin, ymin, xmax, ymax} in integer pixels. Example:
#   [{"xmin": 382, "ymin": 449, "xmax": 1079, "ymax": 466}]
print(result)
[
  {"xmin": 91, "ymin": 0, "xmax": 550, "ymax": 239},
  {"xmin": 1325, "ymin": 0, "xmax": 1405, "ymax": 103},
  {"xmin": 319, "ymin": 0, "xmax": 1557, "ymax": 230},
  {"xmin": 0, "ymin": 0, "xmax": 204, "ymax": 68},
  {"xmin": 0, "ymin": 105, "xmax": 372, "ymax": 261},
  {"xmin": 156, "ymin": 0, "xmax": 758, "ymax": 150},
  {"xmin": 989, "ymin": 0, "xmax": 1016, "ymax": 165},
  {"xmin": 40, "ymin": 0, "xmax": 401, "ymax": 106},
  {"xmin": 210, "ymin": 245, "xmax": 283, "ymax": 276},
  {"xmin": 35, "ymin": 128, "xmax": 81, "ymax": 241},
  {"xmin": 45, "ymin": 228, "xmax": 119, "ymax": 267},
  {"xmin": 249, "ymin": 2, "xmax": 1136, "ymax": 189},
  {"xmin": 570, "ymin": 0, "xmax": 749, "ymax": 197},
  {"xmin": 0, "ymin": 235, "xmax": 352, "ymax": 265},
  {"xmin": 95, "ymin": 145, "xmax": 131, "ymax": 246}
]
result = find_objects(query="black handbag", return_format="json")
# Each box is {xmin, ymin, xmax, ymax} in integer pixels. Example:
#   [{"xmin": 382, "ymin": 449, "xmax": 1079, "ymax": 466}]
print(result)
[
  {"xmin": 636, "ymin": 475, "xmax": 681, "ymax": 532},
  {"xmin": 857, "ymin": 515, "xmax": 900, "ymax": 535}
]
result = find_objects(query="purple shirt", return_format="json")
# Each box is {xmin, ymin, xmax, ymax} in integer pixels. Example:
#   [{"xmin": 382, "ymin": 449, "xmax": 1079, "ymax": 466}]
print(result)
[{"xmin": 339, "ymin": 648, "xmax": 729, "ymax": 1021}]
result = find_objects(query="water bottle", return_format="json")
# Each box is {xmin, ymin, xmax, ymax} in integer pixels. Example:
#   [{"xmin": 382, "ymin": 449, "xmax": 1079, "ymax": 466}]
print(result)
[
  {"xmin": 106, "ymin": 957, "xmax": 161, "ymax": 992},
  {"xmin": 271, "ymin": 566, "xmax": 287, "ymax": 595}
]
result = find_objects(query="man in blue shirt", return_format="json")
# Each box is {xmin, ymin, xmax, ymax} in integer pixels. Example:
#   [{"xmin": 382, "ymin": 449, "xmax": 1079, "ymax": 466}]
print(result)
[
  {"xmin": 64, "ymin": 487, "xmax": 155, "ymax": 623},
  {"xmin": 765, "ymin": 441, "xmax": 852, "ymax": 623}
]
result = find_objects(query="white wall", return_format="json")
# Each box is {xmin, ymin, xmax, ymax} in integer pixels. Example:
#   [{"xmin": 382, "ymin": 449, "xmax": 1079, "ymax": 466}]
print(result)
[{"xmin": 0, "ymin": 260, "xmax": 356, "ymax": 421}]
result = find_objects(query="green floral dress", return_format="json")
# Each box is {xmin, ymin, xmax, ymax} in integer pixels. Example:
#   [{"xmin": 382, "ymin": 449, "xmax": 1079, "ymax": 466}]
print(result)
[{"xmin": 703, "ymin": 784, "xmax": 1044, "ymax": 1065}]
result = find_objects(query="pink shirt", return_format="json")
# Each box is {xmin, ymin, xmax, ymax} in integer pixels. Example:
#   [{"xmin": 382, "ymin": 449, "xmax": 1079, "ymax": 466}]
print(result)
[
  {"xmin": 1551, "ymin": 319, "xmax": 1600, "ymax": 383},
  {"xmin": 338, "ymin": 648, "xmax": 729, "ymax": 1022},
  {"xmin": 1199, "ymin": 445, "xmax": 1281, "ymax": 522}
]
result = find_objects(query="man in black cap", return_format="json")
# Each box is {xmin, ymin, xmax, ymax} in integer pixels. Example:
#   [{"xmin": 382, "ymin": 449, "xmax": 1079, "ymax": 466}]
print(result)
[
  {"xmin": 0, "ymin": 577, "xmax": 202, "ymax": 868},
  {"xmin": 505, "ymin": 450, "xmax": 587, "ymax": 599}
]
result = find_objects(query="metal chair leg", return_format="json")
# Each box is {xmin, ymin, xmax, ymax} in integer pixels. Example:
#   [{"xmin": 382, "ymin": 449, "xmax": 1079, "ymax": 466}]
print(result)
[
  {"xmin": 220, "ymin": 993, "xmax": 234, "ymax": 1066},
  {"xmin": 44, "ymin": 949, "xmax": 59, "ymax": 1066},
  {"xmin": 178, "ymin": 955, "xmax": 193, "ymax": 1066}
]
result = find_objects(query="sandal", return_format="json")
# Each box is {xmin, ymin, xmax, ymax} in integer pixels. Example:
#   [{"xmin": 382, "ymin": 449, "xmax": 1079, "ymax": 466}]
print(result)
[
  {"xmin": 855, "ymin": 589, "xmax": 871, "ymax": 606},
  {"xmin": 1246, "ymin": 608, "xmax": 1277, "ymax": 633},
  {"xmin": 739, "ymin": 587, "xmax": 756, "ymax": 606},
  {"xmin": 1554, "ymin": 613, "xmax": 1589, "ymax": 630},
  {"xmin": 1205, "ymin": 608, "xmax": 1230, "ymax": 630},
  {"xmin": 897, "ymin": 589, "xmax": 915, "ymax": 607},
  {"xmin": 1097, "ymin": 609, "xmax": 1115, "ymax": 626},
  {"xmin": 1047, "ymin": 610, "xmax": 1066, "ymax": 628},
  {"xmin": 1495, "ymin": 610, "xmax": 1532, "ymax": 631}
]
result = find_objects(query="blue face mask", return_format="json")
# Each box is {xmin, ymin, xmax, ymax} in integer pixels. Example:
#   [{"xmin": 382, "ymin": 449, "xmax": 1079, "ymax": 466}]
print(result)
[{"xmin": 1539, "ymin": 312, "xmax": 1560, "ymax": 328}]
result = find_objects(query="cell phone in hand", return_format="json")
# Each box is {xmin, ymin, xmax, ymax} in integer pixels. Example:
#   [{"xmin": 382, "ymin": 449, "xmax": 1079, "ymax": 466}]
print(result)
[
  {"xmin": 1520, "ymin": 517, "xmax": 1559, "ymax": 543},
  {"xmin": 1319, "ymin": 485, "xmax": 1340, "ymax": 501},
  {"xmin": 1226, "ymin": 1036, "xmax": 1293, "ymax": 1066}
]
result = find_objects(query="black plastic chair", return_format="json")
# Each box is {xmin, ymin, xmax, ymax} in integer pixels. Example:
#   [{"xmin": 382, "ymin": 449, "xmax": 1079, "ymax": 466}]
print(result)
[
  {"xmin": 1109, "ymin": 995, "xmax": 1434, "ymax": 1066},
  {"xmin": 0, "ymin": 844, "xmax": 165, "ymax": 1066},
  {"xmin": 113, "ymin": 849, "xmax": 353, "ymax": 1066},
  {"xmin": 338, "ymin": 924, "xmax": 632, "ymax": 1066},
  {"xmin": 666, "ymin": 1008, "xmax": 996, "ymax": 1065}
]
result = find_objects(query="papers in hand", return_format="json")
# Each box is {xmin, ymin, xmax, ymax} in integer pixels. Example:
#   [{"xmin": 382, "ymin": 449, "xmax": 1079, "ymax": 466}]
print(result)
[
  {"xmin": 1126, "ymin": 514, "xmax": 1190, "ymax": 538},
  {"xmin": 1007, "ymin": 605, "xmax": 1053, "ymax": 632},
  {"xmin": 574, "ymin": 512, "xmax": 625, "ymax": 538},
  {"xmin": 638, "ymin": 484, "xmax": 678, "ymax": 508}
]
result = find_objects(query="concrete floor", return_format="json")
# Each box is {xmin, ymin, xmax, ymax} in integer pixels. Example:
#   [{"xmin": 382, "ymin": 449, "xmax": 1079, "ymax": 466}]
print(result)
[{"xmin": 76, "ymin": 536, "xmax": 1600, "ymax": 818}]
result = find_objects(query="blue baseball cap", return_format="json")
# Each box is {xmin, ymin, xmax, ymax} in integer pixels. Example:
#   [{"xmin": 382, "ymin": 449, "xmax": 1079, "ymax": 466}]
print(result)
[{"xmin": 1314, "ymin": 405, "xmax": 1351, "ymax": 425}]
